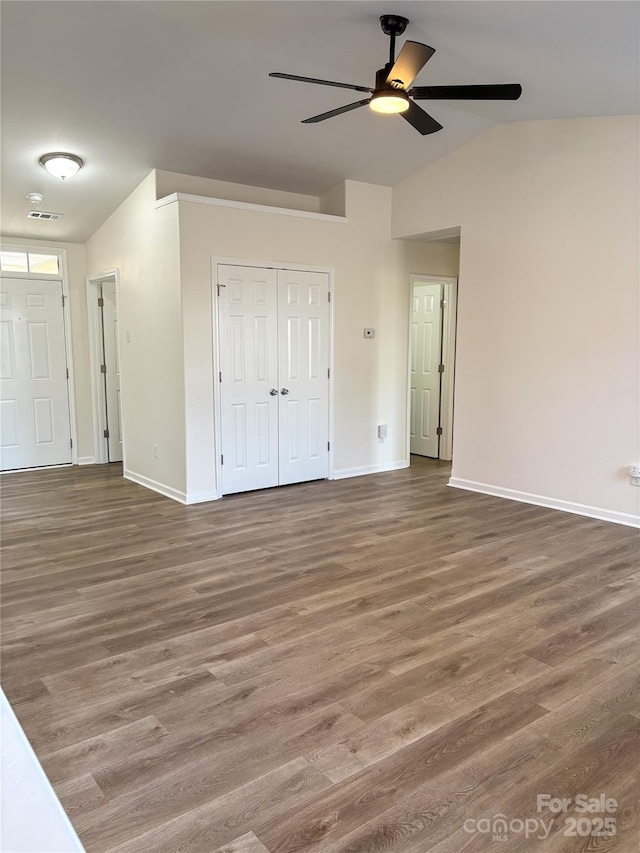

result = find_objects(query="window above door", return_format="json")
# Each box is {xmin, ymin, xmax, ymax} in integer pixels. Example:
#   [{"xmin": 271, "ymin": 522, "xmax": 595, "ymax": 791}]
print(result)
[{"xmin": 0, "ymin": 248, "xmax": 60, "ymax": 276}]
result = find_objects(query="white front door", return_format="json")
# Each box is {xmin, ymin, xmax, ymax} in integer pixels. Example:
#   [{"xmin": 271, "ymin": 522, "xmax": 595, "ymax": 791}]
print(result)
[
  {"xmin": 218, "ymin": 265, "xmax": 280, "ymax": 495},
  {"xmin": 218, "ymin": 265, "xmax": 330, "ymax": 495},
  {"xmin": 277, "ymin": 270, "xmax": 329, "ymax": 486},
  {"xmin": 0, "ymin": 277, "xmax": 72, "ymax": 470},
  {"xmin": 101, "ymin": 281, "xmax": 122, "ymax": 462},
  {"xmin": 410, "ymin": 282, "xmax": 442, "ymax": 458}
]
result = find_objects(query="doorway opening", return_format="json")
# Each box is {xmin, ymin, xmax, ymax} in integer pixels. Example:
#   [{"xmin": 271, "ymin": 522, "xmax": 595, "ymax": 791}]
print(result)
[
  {"xmin": 87, "ymin": 272, "xmax": 123, "ymax": 464},
  {"xmin": 408, "ymin": 274, "xmax": 458, "ymax": 462}
]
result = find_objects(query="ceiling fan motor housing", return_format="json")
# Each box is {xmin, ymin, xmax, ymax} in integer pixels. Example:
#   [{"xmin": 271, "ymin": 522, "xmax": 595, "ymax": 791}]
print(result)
[{"xmin": 375, "ymin": 65, "xmax": 404, "ymax": 91}]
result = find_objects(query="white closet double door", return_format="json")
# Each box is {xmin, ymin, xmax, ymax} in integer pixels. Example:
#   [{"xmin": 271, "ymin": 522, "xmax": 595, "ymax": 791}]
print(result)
[{"xmin": 218, "ymin": 264, "xmax": 330, "ymax": 495}]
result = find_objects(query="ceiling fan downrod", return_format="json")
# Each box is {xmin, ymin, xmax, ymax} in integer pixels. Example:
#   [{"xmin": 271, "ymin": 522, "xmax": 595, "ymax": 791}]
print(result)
[{"xmin": 380, "ymin": 14, "xmax": 409, "ymax": 66}]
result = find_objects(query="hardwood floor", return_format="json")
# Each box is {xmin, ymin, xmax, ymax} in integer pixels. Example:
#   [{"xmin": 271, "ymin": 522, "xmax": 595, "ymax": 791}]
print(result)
[{"xmin": 1, "ymin": 458, "xmax": 639, "ymax": 852}]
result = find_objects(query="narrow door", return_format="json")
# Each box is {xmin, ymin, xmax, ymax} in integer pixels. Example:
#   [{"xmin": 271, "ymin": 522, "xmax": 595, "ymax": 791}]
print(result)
[
  {"xmin": 277, "ymin": 270, "xmax": 330, "ymax": 485},
  {"xmin": 100, "ymin": 281, "xmax": 122, "ymax": 462},
  {"xmin": 0, "ymin": 278, "xmax": 72, "ymax": 470},
  {"xmin": 219, "ymin": 265, "xmax": 279, "ymax": 495},
  {"xmin": 410, "ymin": 282, "xmax": 442, "ymax": 458}
]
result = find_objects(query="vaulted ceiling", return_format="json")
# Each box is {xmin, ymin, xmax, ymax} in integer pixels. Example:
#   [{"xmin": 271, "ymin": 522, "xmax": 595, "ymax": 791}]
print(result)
[{"xmin": 1, "ymin": 1, "xmax": 638, "ymax": 242}]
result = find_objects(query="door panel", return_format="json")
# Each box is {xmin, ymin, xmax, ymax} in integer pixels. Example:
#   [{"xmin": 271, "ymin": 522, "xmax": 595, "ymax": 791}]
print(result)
[
  {"xmin": 219, "ymin": 265, "xmax": 279, "ymax": 495},
  {"xmin": 277, "ymin": 270, "xmax": 329, "ymax": 486},
  {"xmin": 410, "ymin": 282, "xmax": 442, "ymax": 458},
  {"xmin": 0, "ymin": 278, "xmax": 71, "ymax": 470},
  {"xmin": 101, "ymin": 281, "xmax": 123, "ymax": 462}
]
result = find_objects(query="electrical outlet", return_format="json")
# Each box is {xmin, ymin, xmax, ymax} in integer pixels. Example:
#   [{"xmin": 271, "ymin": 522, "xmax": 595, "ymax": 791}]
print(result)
[
  {"xmin": 378, "ymin": 424, "xmax": 387, "ymax": 442},
  {"xmin": 630, "ymin": 465, "xmax": 640, "ymax": 486},
  {"xmin": 153, "ymin": 445, "xmax": 159, "ymax": 459}
]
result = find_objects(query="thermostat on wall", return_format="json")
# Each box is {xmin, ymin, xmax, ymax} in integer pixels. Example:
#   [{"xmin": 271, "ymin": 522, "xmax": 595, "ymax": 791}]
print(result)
[{"xmin": 364, "ymin": 328, "xmax": 375, "ymax": 339}]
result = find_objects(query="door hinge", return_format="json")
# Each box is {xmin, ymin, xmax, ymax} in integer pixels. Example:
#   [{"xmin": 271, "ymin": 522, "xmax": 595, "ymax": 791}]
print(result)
[
  {"xmin": 327, "ymin": 368, "xmax": 330, "ymax": 379},
  {"xmin": 219, "ymin": 371, "xmax": 222, "ymax": 382},
  {"xmin": 98, "ymin": 297, "xmax": 104, "ymax": 308},
  {"xmin": 216, "ymin": 283, "xmax": 226, "ymax": 296},
  {"xmin": 328, "ymin": 292, "xmax": 331, "ymax": 303},
  {"xmin": 62, "ymin": 295, "xmax": 66, "ymax": 307},
  {"xmin": 438, "ymin": 364, "xmax": 445, "ymax": 373},
  {"xmin": 65, "ymin": 368, "xmax": 69, "ymax": 379},
  {"xmin": 100, "ymin": 364, "xmax": 107, "ymax": 374},
  {"xmin": 327, "ymin": 441, "xmax": 330, "ymax": 451},
  {"xmin": 440, "ymin": 298, "xmax": 447, "ymax": 309},
  {"xmin": 436, "ymin": 427, "xmax": 443, "ymax": 436},
  {"xmin": 221, "ymin": 454, "xmax": 224, "ymax": 465},
  {"xmin": 103, "ymin": 428, "xmax": 110, "ymax": 439},
  {"xmin": 70, "ymin": 438, "xmax": 73, "ymax": 448}
]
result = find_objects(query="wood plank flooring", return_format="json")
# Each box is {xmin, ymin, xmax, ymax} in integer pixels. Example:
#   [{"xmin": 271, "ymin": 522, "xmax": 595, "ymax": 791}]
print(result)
[{"xmin": 1, "ymin": 458, "xmax": 639, "ymax": 852}]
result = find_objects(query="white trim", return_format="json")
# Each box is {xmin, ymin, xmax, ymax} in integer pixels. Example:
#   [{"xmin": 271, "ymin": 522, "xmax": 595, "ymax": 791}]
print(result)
[
  {"xmin": 59, "ymin": 249, "xmax": 79, "ymax": 464},
  {"xmin": 156, "ymin": 192, "xmax": 348, "ymax": 224},
  {"xmin": 211, "ymin": 256, "xmax": 335, "ymax": 498},
  {"xmin": 85, "ymin": 269, "xmax": 123, "ymax": 466},
  {"xmin": 333, "ymin": 460, "xmax": 409, "ymax": 480},
  {"xmin": 78, "ymin": 456, "xmax": 95, "ymax": 466},
  {"xmin": 124, "ymin": 469, "xmax": 187, "ymax": 504},
  {"xmin": 185, "ymin": 489, "xmax": 220, "ymax": 505},
  {"xmin": 407, "ymin": 274, "xmax": 458, "ymax": 462},
  {"xmin": 448, "ymin": 478, "xmax": 640, "ymax": 529},
  {"xmin": 440, "ymin": 276, "xmax": 458, "ymax": 462},
  {"xmin": 0, "ymin": 246, "xmax": 79, "ymax": 466}
]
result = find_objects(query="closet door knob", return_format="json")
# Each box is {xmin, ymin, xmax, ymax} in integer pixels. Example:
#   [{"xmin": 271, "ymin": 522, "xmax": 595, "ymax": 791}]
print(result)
[
  {"xmin": 280, "ymin": 388, "xmax": 289, "ymax": 395},
  {"xmin": 269, "ymin": 388, "xmax": 278, "ymax": 396}
]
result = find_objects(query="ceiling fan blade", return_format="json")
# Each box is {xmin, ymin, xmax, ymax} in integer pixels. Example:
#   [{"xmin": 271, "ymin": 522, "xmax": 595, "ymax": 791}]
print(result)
[
  {"xmin": 402, "ymin": 101, "xmax": 443, "ymax": 135},
  {"xmin": 269, "ymin": 73, "xmax": 372, "ymax": 94},
  {"xmin": 302, "ymin": 99, "xmax": 371, "ymax": 124},
  {"xmin": 386, "ymin": 41, "xmax": 435, "ymax": 89},
  {"xmin": 410, "ymin": 84, "xmax": 522, "ymax": 100}
]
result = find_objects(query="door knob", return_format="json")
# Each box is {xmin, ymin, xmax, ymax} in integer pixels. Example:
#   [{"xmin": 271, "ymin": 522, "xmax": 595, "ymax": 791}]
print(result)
[
  {"xmin": 269, "ymin": 388, "xmax": 278, "ymax": 396},
  {"xmin": 280, "ymin": 388, "xmax": 289, "ymax": 395}
]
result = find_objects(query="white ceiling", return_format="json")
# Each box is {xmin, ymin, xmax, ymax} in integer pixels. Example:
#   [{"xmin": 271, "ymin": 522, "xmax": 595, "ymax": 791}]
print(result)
[{"xmin": 1, "ymin": 1, "xmax": 638, "ymax": 243}]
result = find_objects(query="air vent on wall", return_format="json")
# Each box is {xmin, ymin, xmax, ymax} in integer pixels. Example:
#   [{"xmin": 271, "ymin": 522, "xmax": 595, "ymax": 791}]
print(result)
[{"xmin": 27, "ymin": 210, "xmax": 63, "ymax": 220}]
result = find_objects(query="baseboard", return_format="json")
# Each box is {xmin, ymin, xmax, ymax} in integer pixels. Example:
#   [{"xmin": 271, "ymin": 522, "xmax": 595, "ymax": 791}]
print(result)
[
  {"xmin": 77, "ymin": 456, "xmax": 96, "ymax": 466},
  {"xmin": 124, "ymin": 469, "xmax": 188, "ymax": 504},
  {"xmin": 448, "ymin": 477, "xmax": 640, "ymax": 529},
  {"xmin": 332, "ymin": 460, "xmax": 409, "ymax": 480},
  {"xmin": 184, "ymin": 489, "xmax": 220, "ymax": 504}
]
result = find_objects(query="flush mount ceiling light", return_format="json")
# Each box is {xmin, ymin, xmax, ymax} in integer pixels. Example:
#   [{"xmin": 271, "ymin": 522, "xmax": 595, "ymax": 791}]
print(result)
[
  {"xmin": 26, "ymin": 192, "xmax": 44, "ymax": 204},
  {"xmin": 39, "ymin": 152, "xmax": 83, "ymax": 180}
]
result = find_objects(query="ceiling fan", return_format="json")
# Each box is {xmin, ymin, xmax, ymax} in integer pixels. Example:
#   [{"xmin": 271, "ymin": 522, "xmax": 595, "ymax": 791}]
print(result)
[{"xmin": 270, "ymin": 14, "xmax": 522, "ymax": 135}]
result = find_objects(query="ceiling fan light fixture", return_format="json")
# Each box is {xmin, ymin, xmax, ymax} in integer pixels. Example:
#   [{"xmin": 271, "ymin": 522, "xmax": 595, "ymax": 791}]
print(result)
[
  {"xmin": 39, "ymin": 152, "xmax": 83, "ymax": 180},
  {"xmin": 369, "ymin": 91, "xmax": 410, "ymax": 114}
]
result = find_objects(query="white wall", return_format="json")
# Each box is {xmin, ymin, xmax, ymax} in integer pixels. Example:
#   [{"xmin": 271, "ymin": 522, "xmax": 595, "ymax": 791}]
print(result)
[
  {"xmin": 176, "ymin": 179, "xmax": 459, "ymax": 500},
  {"xmin": 85, "ymin": 172, "xmax": 186, "ymax": 498},
  {"xmin": 156, "ymin": 169, "xmax": 321, "ymax": 213},
  {"xmin": 1, "ymin": 690, "xmax": 83, "ymax": 853},
  {"xmin": 0, "ymin": 235, "xmax": 93, "ymax": 462},
  {"xmin": 393, "ymin": 116, "xmax": 640, "ymax": 525}
]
